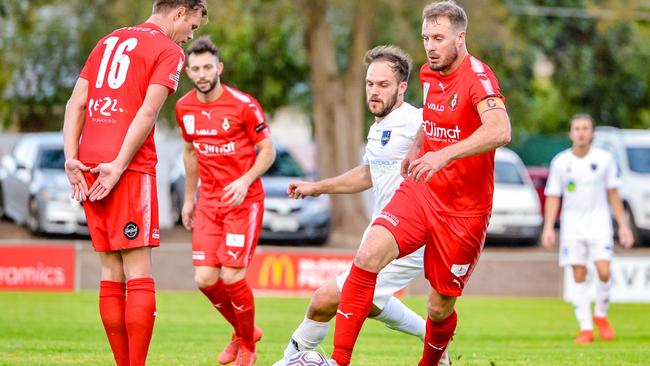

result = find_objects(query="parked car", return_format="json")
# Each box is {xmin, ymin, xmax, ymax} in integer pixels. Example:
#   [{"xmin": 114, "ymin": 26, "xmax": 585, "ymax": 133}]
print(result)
[
  {"xmin": 487, "ymin": 147, "xmax": 543, "ymax": 245},
  {"xmin": 593, "ymin": 127, "xmax": 650, "ymax": 244},
  {"xmin": 170, "ymin": 144, "xmax": 331, "ymax": 244},
  {"xmin": 0, "ymin": 132, "xmax": 88, "ymax": 235}
]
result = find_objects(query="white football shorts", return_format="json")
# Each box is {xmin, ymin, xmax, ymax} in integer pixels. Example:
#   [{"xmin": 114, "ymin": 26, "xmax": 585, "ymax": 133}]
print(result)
[{"xmin": 558, "ymin": 236, "xmax": 614, "ymax": 267}]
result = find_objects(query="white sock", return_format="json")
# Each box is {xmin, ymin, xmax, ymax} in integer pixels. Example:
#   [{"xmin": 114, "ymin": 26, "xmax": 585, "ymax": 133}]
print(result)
[
  {"xmin": 572, "ymin": 282, "xmax": 593, "ymax": 330},
  {"xmin": 594, "ymin": 279, "xmax": 611, "ymax": 318},
  {"xmin": 373, "ymin": 296, "xmax": 426, "ymax": 341},
  {"xmin": 282, "ymin": 317, "xmax": 330, "ymax": 360}
]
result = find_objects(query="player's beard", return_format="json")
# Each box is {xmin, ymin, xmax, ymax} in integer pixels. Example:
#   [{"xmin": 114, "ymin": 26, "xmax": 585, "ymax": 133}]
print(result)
[
  {"xmin": 428, "ymin": 46, "xmax": 458, "ymax": 73},
  {"xmin": 368, "ymin": 90, "xmax": 399, "ymax": 118},
  {"xmin": 194, "ymin": 78, "xmax": 218, "ymax": 94}
]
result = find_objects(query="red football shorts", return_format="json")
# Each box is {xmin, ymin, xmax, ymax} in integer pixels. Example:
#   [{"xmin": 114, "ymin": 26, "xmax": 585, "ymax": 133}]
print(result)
[
  {"xmin": 191, "ymin": 199, "xmax": 264, "ymax": 268},
  {"xmin": 82, "ymin": 170, "xmax": 160, "ymax": 252},
  {"xmin": 373, "ymin": 180, "xmax": 489, "ymax": 297}
]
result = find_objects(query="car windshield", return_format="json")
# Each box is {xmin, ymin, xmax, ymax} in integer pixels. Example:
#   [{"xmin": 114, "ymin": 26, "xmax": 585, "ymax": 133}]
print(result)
[
  {"xmin": 495, "ymin": 161, "xmax": 524, "ymax": 185},
  {"xmin": 627, "ymin": 147, "xmax": 650, "ymax": 173},
  {"xmin": 265, "ymin": 150, "xmax": 304, "ymax": 177},
  {"xmin": 39, "ymin": 148, "xmax": 65, "ymax": 170}
]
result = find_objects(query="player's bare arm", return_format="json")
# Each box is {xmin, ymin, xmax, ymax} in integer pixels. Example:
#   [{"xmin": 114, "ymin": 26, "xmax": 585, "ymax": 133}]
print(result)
[
  {"xmin": 607, "ymin": 188, "xmax": 634, "ymax": 248},
  {"xmin": 222, "ymin": 137, "xmax": 276, "ymax": 207},
  {"xmin": 287, "ymin": 164, "xmax": 372, "ymax": 199},
  {"xmin": 541, "ymin": 195, "xmax": 561, "ymax": 249},
  {"xmin": 182, "ymin": 141, "xmax": 199, "ymax": 230},
  {"xmin": 410, "ymin": 97, "xmax": 511, "ymax": 182},
  {"xmin": 62, "ymin": 78, "xmax": 91, "ymax": 202},
  {"xmin": 88, "ymin": 84, "xmax": 170, "ymax": 202},
  {"xmin": 401, "ymin": 127, "xmax": 423, "ymax": 178}
]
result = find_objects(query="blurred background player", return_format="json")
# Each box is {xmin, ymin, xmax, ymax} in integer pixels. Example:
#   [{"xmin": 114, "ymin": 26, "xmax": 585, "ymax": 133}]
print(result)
[
  {"xmin": 542, "ymin": 113, "xmax": 634, "ymax": 344},
  {"xmin": 273, "ymin": 45, "xmax": 450, "ymax": 366},
  {"xmin": 328, "ymin": 1, "xmax": 511, "ymax": 365},
  {"xmin": 175, "ymin": 36, "xmax": 275, "ymax": 366},
  {"xmin": 62, "ymin": 1, "xmax": 207, "ymax": 365}
]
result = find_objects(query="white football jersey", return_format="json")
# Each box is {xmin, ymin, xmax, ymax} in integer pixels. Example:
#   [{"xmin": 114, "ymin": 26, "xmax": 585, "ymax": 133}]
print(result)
[
  {"xmin": 363, "ymin": 102, "xmax": 422, "ymax": 218},
  {"xmin": 545, "ymin": 147, "xmax": 620, "ymax": 240}
]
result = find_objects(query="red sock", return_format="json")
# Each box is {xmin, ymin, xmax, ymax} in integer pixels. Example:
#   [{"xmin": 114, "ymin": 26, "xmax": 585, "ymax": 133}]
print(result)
[
  {"xmin": 200, "ymin": 279, "xmax": 240, "ymax": 336},
  {"xmin": 419, "ymin": 311, "xmax": 458, "ymax": 366},
  {"xmin": 99, "ymin": 281, "xmax": 129, "ymax": 366},
  {"xmin": 126, "ymin": 277, "xmax": 156, "ymax": 366},
  {"xmin": 224, "ymin": 279, "xmax": 256, "ymax": 350},
  {"xmin": 331, "ymin": 264, "xmax": 378, "ymax": 366}
]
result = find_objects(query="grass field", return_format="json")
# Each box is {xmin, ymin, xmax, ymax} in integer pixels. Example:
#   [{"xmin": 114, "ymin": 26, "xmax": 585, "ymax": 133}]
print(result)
[{"xmin": 1, "ymin": 292, "xmax": 649, "ymax": 365}]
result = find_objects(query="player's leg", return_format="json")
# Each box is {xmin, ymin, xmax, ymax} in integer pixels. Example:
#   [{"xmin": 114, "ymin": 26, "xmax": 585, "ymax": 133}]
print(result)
[
  {"xmin": 219, "ymin": 199, "xmax": 264, "ymax": 366},
  {"xmin": 571, "ymin": 263, "xmax": 594, "ymax": 343},
  {"xmin": 593, "ymin": 259, "xmax": 614, "ymax": 340},
  {"xmin": 419, "ymin": 290, "xmax": 457, "ymax": 365},
  {"xmin": 99, "ymin": 251, "xmax": 129, "ymax": 366}
]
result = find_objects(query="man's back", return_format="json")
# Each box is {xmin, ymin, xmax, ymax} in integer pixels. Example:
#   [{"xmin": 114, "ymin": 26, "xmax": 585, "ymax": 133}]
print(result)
[{"xmin": 79, "ymin": 23, "xmax": 185, "ymax": 175}]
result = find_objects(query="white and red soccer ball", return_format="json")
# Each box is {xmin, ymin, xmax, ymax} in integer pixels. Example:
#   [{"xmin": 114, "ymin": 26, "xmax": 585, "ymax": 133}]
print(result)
[{"xmin": 287, "ymin": 351, "xmax": 331, "ymax": 366}]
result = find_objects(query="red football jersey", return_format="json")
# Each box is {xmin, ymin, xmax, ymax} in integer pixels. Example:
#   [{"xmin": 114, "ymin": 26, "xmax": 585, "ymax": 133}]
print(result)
[
  {"xmin": 175, "ymin": 85, "xmax": 271, "ymax": 206},
  {"xmin": 419, "ymin": 55, "xmax": 504, "ymax": 216},
  {"xmin": 78, "ymin": 23, "xmax": 185, "ymax": 176}
]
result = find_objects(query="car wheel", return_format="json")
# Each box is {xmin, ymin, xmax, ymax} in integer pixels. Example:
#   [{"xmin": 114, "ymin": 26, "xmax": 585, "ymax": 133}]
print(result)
[
  {"xmin": 27, "ymin": 197, "xmax": 42, "ymax": 235},
  {"xmin": 623, "ymin": 206, "xmax": 641, "ymax": 245}
]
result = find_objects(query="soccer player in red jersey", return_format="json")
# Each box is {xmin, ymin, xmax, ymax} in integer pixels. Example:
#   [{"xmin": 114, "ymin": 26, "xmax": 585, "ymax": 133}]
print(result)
[
  {"xmin": 175, "ymin": 36, "xmax": 275, "ymax": 366},
  {"xmin": 62, "ymin": 1, "xmax": 207, "ymax": 365},
  {"xmin": 328, "ymin": 2, "xmax": 511, "ymax": 365}
]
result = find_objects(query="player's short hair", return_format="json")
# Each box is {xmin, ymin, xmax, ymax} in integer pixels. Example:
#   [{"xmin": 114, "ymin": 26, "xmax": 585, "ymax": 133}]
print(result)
[
  {"xmin": 364, "ymin": 45, "xmax": 412, "ymax": 83},
  {"xmin": 152, "ymin": 0, "xmax": 208, "ymax": 19},
  {"xmin": 570, "ymin": 113, "xmax": 595, "ymax": 129},
  {"xmin": 187, "ymin": 36, "xmax": 219, "ymax": 59},
  {"xmin": 422, "ymin": 1, "xmax": 467, "ymax": 32}
]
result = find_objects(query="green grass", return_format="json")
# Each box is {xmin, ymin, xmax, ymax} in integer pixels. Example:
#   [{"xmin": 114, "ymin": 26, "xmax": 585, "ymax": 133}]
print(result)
[{"xmin": 1, "ymin": 292, "xmax": 649, "ymax": 365}]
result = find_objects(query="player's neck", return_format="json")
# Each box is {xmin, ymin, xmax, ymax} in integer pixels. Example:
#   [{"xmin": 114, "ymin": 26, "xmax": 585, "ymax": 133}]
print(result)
[
  {"xmin": 375, "ymin": 100, "xmax": 404, "ymax": 124},
  {"xmin": 571, "ymin": 144, "xmax": 591, "ymax": 158},
  {"xmin": 197, "ymin": 82, "xmax": 224, "ymax": 103},
  {"xmin": 145, "ymin": 15, "xmax": 168, "ymax": 34},
  {"xmin": 439, "ymin": 48, "xmax": 468, "ymax": 76}
]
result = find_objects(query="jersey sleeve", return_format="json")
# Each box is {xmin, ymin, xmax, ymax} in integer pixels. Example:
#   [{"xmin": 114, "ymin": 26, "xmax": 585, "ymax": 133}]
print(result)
[
  {"xmin": 150, "ymin": 47, "xmax": 185, "ymax": 94},
  {"xmin": 604, "ymin": 153, "xmax": 621, "ymax": 189},
  {"xmin": 544, "ymin": 157, "xmax": 563, "ymax": 197},
  {"xmin": 467, "ymin": 63, "xmax": 504, "ymax": 109},
  {"xmin": 242, "ymin": 97, "xmax": 271, "ymax": 144}
]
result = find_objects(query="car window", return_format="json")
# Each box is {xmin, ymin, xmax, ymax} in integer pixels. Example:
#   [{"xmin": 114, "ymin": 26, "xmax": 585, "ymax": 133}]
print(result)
[
  {"xmin": 495, "ymin": 160, "xmax": 524, "ymax": 185},
  {"xmin": 39, "ymin": 148, "xmax": 66, "ymax": 170},
  {"xmin": 627, "ymin": 147, "xmax": 650, "ymax": 173},
  {"xmin": 265, "ymin": 150, "xmax": 304, "ymax": 177}
]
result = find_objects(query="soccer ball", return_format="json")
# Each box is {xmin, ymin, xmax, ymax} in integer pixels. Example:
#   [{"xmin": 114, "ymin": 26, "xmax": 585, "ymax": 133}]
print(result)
[{"xmin": 287, "ymin": 350, "xmax": 330, "ymax": 365}]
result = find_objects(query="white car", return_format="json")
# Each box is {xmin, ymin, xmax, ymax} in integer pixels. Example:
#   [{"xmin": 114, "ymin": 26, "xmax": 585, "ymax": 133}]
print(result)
[
  {"xmin": 593, "ymin": 127, "xmax": 650, "ymax": 244},
  {"xmin": 487, "ymin": 147, "xmax": 543, "ymax": 245}
]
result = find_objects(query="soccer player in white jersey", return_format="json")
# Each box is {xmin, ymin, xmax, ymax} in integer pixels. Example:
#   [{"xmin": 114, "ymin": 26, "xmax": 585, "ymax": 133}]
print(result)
[
  {"xmin": 542, "ymin": 113, "xmax": 634, "ymax": 344},
  {"xmin": 272, "ymin": 45, "xmax": 450, "ymax": 366}
]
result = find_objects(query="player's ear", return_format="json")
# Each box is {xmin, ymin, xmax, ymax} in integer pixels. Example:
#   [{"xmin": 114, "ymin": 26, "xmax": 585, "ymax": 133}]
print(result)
[
  {"xmin": 456, "ymin": 30, "xmax": 466, "ymax": 47},
  {"xmin": 173, "ymin": 6, "xmax": 186, "ymax": 21},
  {"xmin": 398, "ymin": 81, "xmax": 408, "ymax": 96},
  {"xmin": 217, "ymin": 62, "xmax": 224, "ymax": 76}
]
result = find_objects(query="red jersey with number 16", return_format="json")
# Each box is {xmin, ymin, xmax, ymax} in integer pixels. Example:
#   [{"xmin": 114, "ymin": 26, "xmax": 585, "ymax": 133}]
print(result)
[
  {"xmin": 419, "ymin": 55, "xmax": 505, "ymax": 216},
  {"xmin": 78, "ymin": 23, "xmax": 185, "ymax": 176},
  {"xmin": 175, "ymin": 86, "xmax": 271, "ymax": 206}
]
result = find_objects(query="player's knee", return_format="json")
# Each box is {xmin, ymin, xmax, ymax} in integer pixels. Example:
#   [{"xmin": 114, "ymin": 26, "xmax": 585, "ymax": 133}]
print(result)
[
  {"xmin": 427, "ymin": 302, "xmax": 453, "ymax": 322},
  {"xmin": 307, "ymin": 287, "xmax": 339, "ymax": 320},
  {"xmin": 597, "ymin": 271, "xmax": 610, "ymax": 282},
  {"xmin": 354, "ymin": 246, "xmax": 385, "ymax": 272},
  {"xmin": 194, "ymin": 273, "xmax": 216, "ymax": 289}
]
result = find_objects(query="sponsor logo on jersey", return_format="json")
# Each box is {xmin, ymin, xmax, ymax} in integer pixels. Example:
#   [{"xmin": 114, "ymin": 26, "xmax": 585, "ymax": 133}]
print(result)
[
  {"xmin": 567, "ymin": 181, "xmax": 576, "ymax": 192},
  {"xmin": 195, "ymin": 129, "xmax": 218, "ymax": 136},
  {"xmin": 448, "ymin": 92, "xmax": 459, "ymax": 111},
  {"xmin": 591, "ymin": 163, "xmax": 598, "ymax": 171},
  {"xmin": 183, "ymin": 114, "xmax": 195, "ymax": 134},
  {"xmin": 381, "ymin": 130, "xmax": 392, "ymax": 146},
  {"xmin": 377, "ymin": 211, "xmax": 400, "ymax": 226},
  {"xmin": 427, "ymin": 103, "xmax": 445, "ymax": 112},
  {"xmin": 123, "ymin": 222, "xmax": 139, "ymax": 240},
  {"xmin": 193, "ymin": 141, "xmax": 236, "ymax": 156},
  {"xmin": 422, "ymin": 120, "xmax": 461, "ymax": 142},
  {"xmin": 423, "ymin": 82, "xmax": 430, "ymax": 105},
  {"xmin": 201, "ymin": 110, "xmax": 213, "ymax": 119},
  {"xmin": 226, "ymin": 233, "xmax": 245, "ymax": 247}
]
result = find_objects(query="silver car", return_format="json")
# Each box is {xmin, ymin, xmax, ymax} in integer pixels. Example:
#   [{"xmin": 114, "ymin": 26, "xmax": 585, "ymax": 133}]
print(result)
[{"xmin": 0, "ymin": 132, "xmax": 88, "ymax": 235}]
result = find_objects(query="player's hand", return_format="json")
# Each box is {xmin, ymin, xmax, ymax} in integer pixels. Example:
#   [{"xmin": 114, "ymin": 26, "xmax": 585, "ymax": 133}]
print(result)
[
  {"xmin": 181, "ymin": 200, "xmax": 196, "ymax": 230},
  {"xmin": 541, "ymin": 227, "xmax": 556, "ymax": 249},
  {"xmin": 618, "ymin": 225, "xmax": 634, "ymax": 249},
  {"xmin": 400, "ymin": 147, "xmax": 419, "ymax": 178},
  {"xmin": 287, "ymin": 181, "xmax": 319, "ymax": 199},
  {"xmin": 88, "ymin": 161, "xmax": 124, "ymax": 202},
  {"xmin": 64, "ymin": 158, "xmax": 90, "ymax": 201},
  {"xmin": 408, "ymin": 151, "xmax": 450, "ymax": 183},
  {"xmin": 222, "ymin": 177, "xmax": 250, "ymax": 207}
]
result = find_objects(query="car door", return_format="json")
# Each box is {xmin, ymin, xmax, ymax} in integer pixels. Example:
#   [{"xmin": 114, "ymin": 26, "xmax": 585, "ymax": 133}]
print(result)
[{"xmin": 3, "ymin": 138, "xmax": 36, "ymax": 223}]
